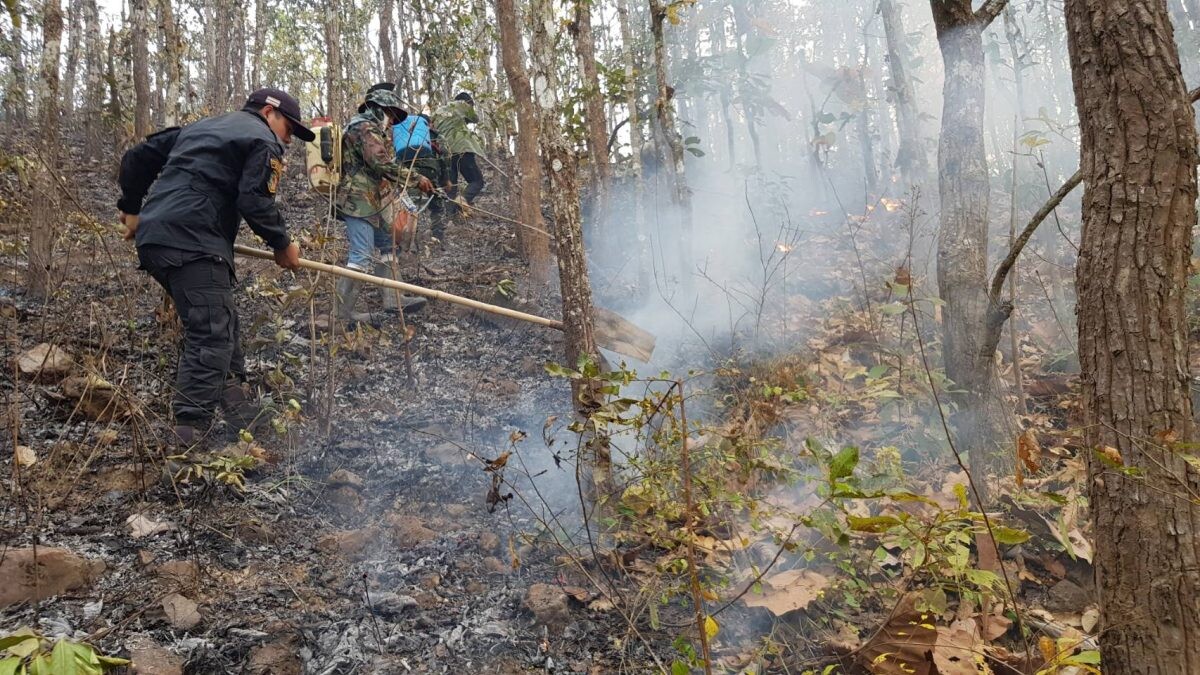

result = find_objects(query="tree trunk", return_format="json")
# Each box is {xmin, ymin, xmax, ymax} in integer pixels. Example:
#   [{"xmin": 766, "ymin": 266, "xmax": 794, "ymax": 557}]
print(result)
[
  {"xmin": 880, "ymin": 0, "xmax": 927, "ymax": 187},
  {"xmin": 529, "ymin": 0, "xmax": 610, "ymax": 499},
  {"xmin": 104, "ymin": 28, "xmax": 122, "ymax": 128},
  {"xmin": 929, "ymin": 0, "xmax": 1012, "ymax": 511},
  {"xmin": 131, "ymin": 0, "xmax": 151, "ymax": 137},
  {"xmin": 159, "ymin": 0, "xmax": 183, "ymax": 126},
  {"xmin": 62, "ymin": 0, "xmax": 82, "ymax": 115},
  {"xmin": 574, "ymin": 0, "xmax": 611, "ymax": 202},
  {"xmin": 650, "ymin": 0, "xmax": 694, "ymax": 290},
  {"xmin": 1066, "ymin": 0, "xmax": 1200, "ymax": 671},
  {"xmin": 380, "ymin": 0, "xmax": 397, "ymax": 82},
  {"xmin": 324, "ymin": 0, "xmax": 341, "ymax": 117},
  {"xmin": 82, "ymin": 0, "xmax": 103, "ymax": 159},
  {"xmin": 4, "ymin": 5, "xmax": 28, "ymax": 125},
  {"xmin": 231, "ymin": 4, "xmax": 246, "ymax": 104},
  {"xmin": 251, "ymin": 0, "xmax": 267, "ymax": 87},
  {"xmin": 28, "ymin": 0, "xmax": 64, "ymax": 302},
  {"xmin": 617, "ymin": 0, "xmax": 650, "ymax": 295},
  {"xmin": 495, "ymin": 0, "xmax": 552, "ymax": 283}
]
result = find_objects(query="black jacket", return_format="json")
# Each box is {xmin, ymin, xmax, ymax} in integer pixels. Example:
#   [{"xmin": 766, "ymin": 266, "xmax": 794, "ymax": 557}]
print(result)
[{"xmin": 118, "ymin": 109, "xmax": 290, "ymax": 265}]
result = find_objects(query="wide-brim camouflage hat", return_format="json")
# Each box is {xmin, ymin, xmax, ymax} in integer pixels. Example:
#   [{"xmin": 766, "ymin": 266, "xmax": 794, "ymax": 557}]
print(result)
[{"xmin": 359, "ymin": 88, "xmax": 408, "ymax": 121}]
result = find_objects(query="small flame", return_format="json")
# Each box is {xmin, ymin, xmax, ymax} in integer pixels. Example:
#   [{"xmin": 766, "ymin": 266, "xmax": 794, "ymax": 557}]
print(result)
[
  {"xmin": 776, "ymin": 243, "xmax": 793, "ymax": 253},
  {"xmin": 881, "ymin": 198, "xmax": 904, "ymax": 213},
  {"xmin": 809, "ymin": 209, "xmax": 829, "ymax": 217}
]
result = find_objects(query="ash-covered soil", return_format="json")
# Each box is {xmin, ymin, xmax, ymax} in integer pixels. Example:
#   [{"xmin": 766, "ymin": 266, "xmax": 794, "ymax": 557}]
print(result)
[{"xmin": 0, "ymin": 138, "xmax": 679, "ymax": 673}]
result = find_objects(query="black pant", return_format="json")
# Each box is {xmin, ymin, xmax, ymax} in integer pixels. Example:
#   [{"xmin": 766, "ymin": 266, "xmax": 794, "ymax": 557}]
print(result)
[
  {"xmin": 448, "ymin": 152, "xmax": 485, "ymax": 207},
  {"xmin": 138, "ymin": 245, "xmax": 244, "ymax": 427}
]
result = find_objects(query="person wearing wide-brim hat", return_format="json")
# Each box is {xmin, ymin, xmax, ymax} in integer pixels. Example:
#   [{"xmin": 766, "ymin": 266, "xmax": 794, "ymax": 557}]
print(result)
[
  {"xmin": 116, "ymin": 87, "xmax": 313, "ymax": 451},
  {"xmin": 332, "ymin": 85, "xmax": 434, "ymax": 327}
]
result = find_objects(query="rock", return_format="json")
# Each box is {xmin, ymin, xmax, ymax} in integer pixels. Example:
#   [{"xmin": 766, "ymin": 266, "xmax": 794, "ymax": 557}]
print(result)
[
  {"xmin": 0, "ymin": 547, "xmax": 106, "ymax": 608},
  {"xmin": 326, "ymin": 468, "xmax": 364, "ymax": 489},
  {"xmin": 445, "ymin": 504, "xmax": 469, "ymax": 517},
  {"xmin": 161, "ymin": 593, "xmax": 202, "ymax": 630},
  {"xmin": 326, "ymin": 486, "xmax": 364, "ymax": 516},
  {"xmin": 127, "ymin": 637, "xmax": 185, "ymax": 675},
  {"xmin": 483, "ymin": 557, "xmax": 510, "ymax": 575},
  {"xmin": 387, "ymin": 513, "xmax": 438, "ymax": 547},
  {"xmin": 366, "ymin": 591, "xmax": 419, "ymax": 617},
  {"xmin": 1047, "ymin": 579, "xmax": 1092, "ymax": 613},
  {"xmin": 478, "ymin": 531, "xmax": 501, "ymax": 554},
  {"xmin": 524, "ymin": 584, "xmax": 571, "ymax": 628},
  {"xmin": 247, "ymin": 636, "xmax": 302, "ymax": 675},
  {"xmin": 61, "ymin": 374, "xmax": 131, "ymax": 421},
  {"xmin": 14, "ymin": 343, "xmax": 74, "ymax": 382},
  {"xmin": 315, "ymin": 527, "xmax": 381, "ymax": 557}
]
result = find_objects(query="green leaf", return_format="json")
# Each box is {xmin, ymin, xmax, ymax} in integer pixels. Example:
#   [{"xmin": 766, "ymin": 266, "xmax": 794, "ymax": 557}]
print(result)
[
  {"xmin": 1072, "ymin": 650, "xmax": 1102, "ymax": 665},
  {"xmin": 543, "ymin": 362, "xmax": 576, "ymax": 378},
  {"xmin": 0, "ymin": 657, "xmax": 21, "ymax": 675},
  {"xmin": 829, "ymin": 446, "xmax": 860, "ymax": 481},
  {"xmin": 96, "ymin": 656, "xmax": 131, "ymax": 668},
  {"xmin": 671, "ymin": 660, "xmax": 690, "ymax": 675},
  {"xmin": 685, "ymin": 147, "xmax": 705, "ymax": 157},
  {"xmin": 991, "ymin": 526, "xmax": 1031, "ymax": 546},
  {"xmin": 867, "ymin": 364, "xmax": 889, "ymax": 380},
  {"xmin": 847, "ymin": 515, "xmax": 902, "ymax": 533},
  {"xmin": 879, "ymin": 302, "xmax": 907, "ymax": 316}
]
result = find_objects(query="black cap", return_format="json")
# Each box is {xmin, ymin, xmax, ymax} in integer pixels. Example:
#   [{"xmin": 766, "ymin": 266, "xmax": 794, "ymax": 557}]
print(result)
[
  {"xmin": 454, "ymin": 91, "xmax": 474, "ymax": 105},
  {"xmin": 246, "ymin": 87, "xmax": 316, "ymax": 143}
]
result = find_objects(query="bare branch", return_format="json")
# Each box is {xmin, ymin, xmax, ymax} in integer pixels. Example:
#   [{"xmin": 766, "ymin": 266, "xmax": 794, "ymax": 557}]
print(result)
[
  {"xmin": 974, "ymin": 0, "xmax": 1010, "ymax": 28},
  {"xmin": 988, "ymin": 86, "xmax": 1200, "ymax": 304}
]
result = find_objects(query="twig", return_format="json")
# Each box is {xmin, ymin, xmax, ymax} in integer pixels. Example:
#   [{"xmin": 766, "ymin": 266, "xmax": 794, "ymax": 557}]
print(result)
[{"xmin": 677, "ymin": 380, "xmax": 712, "ymax": 674}]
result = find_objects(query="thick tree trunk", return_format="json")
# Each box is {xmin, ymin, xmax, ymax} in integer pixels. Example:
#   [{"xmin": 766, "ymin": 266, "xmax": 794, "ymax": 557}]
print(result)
[
  {"xmin": 131, "ymin": 0, "xmax": 151, "ymax": 137},
  {"xmin": 529, "ymin": 0, "xmax": 610, "ymax": 499},
  {"xmin": 495, "ymin": 0, "xmax": 552, "ymax": 283},
  {"xmin": 929, "ymin": 0, "xmax": 1012, "ymax": 509},
  {"xmin": 380, "ymin": 0, "xmax": 397, "ymax": 82},
  {"xmin": 104, "ymin": 28, "xmax": 122, "ymax": 128},
  {"xmin": 880, "ymin": 0, "xmax": 928, "ymax": 186},
  {"xmin": 231, "ymin": 4, "xmax": 246, "ymax": 103},
  {"xmin": 4, "ymin": 5, "xmax": 28, "ymax": 125},
  {"xmin": 1066, "ymin": 1, "xmax": 1200, "ymax": 671},
  {"xmin": 650, "ymin": 0, "xmax": 694, "ymax": 289},
  {"xmin": 617, "ymin": 0, "xmax": 650, "ymax": 295},
  {"xmin": 252, "ymin": 0, "xmax": 267, "ymax": 87},
  {"xmin": 28, "ymin": 0, "xmax": 63, "ymax": 302},
  {"xmin": 574, "ymin": 0, "xmax": 611, "ymax": 201}
]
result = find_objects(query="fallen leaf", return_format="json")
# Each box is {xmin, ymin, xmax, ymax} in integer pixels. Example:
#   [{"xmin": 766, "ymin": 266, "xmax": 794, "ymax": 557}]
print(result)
[
  {"xmin": 1018, "ymin": 429, "xmax": 1042, "ymax": 477},
  {"xmin": 562, "ymin": 586, "xmax": 593, "ymax": 603},
  {"xmin": 126, "ymin": 513, "xmax": 177, "ymax": 538},
  {"xmin": 980, "ymin": 611, "xmax": 1013, "ymax": 641},
  {"xmin": 858, "ymin": 594, "xmax": 937, "ymax": 675},
  {"xmin": 588, "ymin": 597, "xmax": 615, "ymax": 612},
  {"xmin": 933, "ymin": 619, "xmax": 986, "ymax": 675},
  {"xmin": 1100, "ymin": 445, "xmax": 1123, "ymax": 466},
  {"xmin": 742, "ymin": 568, "xmax": 830, "ymax": 616},
  {"xmin": 1081, "ymin": 606, "xmax": 1099, "ymax": 634},
  {"xmin": 162, "ymin": 593, "xmax": 201, "ymax": 630},
  {"xmin": 15, "ymin": 445, "xmax": 35, "ymax": 467},
  {"xmin": 484, "ymin": 451, "xmax": 511, "ymax": 472}
]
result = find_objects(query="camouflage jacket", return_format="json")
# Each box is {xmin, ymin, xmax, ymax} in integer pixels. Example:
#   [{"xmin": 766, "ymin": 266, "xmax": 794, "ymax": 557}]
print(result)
[
  {"xmin": 335, "ymin": 108, "xmax": 418, "ymax": 226},
  {"xmin": 432, "ymin": 100, "xmax": 485, "ymax": 156}
]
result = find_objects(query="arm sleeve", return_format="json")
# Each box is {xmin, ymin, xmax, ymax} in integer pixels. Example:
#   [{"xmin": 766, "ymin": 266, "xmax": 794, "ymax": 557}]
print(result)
[
  {"xmin": 236, "ymin": 140, "xmax": 291, "ymax": 251},
  {"xmin": 360, "ymin": 128, "xmax": 413, "ymax": 186},
  {"xmin": 116, "ymin": 127, "xmax": 180, "ymax": 214}
]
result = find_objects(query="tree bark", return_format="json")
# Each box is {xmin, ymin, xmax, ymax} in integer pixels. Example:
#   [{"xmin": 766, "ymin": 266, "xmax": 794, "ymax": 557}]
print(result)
[
  {"xmin": 1066, "ymin": 0, "xmax": 1200, "ymax": 671},
  {"xmin": 28, "ymin": 0, "xmax": 63, "ymax": 302},
  {"xmin": 231, "ymin": 4, "xmax": 246, "ymax": 104},
  {"xmin": 324, "ymin": 0, "xmax": 342, "ymax": 117},
  {"xmin": 650, "ymin": 0, "xmax": 694, "ymax": 289},
  {"xmin": 529, "ymin": 0, "xmax": 610, "ymax": 499},
  {"xmin": 159, "ymin": 0, "xmax": 183, "ymax": 126},
  {"xmin": 880, "ymin": 0, "xmax": 928, "ymax": 186},
  {"xmin": 251, "ymin": 0, "xmax": 267, "ymax": 87},
  {"xmin": 929, "ymin": 0, "xmax": 1012, "ymax": 508},
  {"xmin": 617, "ymin": 0, "xmax": 650, "ymax": 295},
  {"xmin": 82, "ymin": 0, "xmax": 103, "ymax": 158},
  {"xmin": 573, "ymin": 0, "xmax": 611, "ymax": 201},
  {"xmin": 62, "ymin": 0, "xmax": 82, "ymax": 115},
  {"xmin": 131, "ymin": 0, "xmax": 151, "ymax": 137},
  {"xmin": 495, "ymin": 0, "xmax": 552, "ymax": 283},
  {"xmin": 4, "ymin": 4, "xmax": 28, "ymax": 125},
  {"xmin": 380, "ymin": 0, "xmax": 397, "ymax": 83}
]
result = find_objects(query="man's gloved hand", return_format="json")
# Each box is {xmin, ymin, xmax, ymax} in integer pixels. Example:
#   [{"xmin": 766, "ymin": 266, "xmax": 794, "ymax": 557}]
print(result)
[
  {"xmin": 274, "ymin": 242, "xmax": 301, "ymax": 270},
  {"xmin": 416, "ymin": 175, "xmax": 433, "ymax": 194},
  {"xmin": 119, "ymin": 211, "xmax": 139, "ymax": 241}
]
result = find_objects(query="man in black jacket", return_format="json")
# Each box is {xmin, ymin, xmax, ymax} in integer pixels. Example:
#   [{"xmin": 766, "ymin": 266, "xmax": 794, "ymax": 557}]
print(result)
[{"xmin": 117, "ymin": 87, "xmax": 312, "ymax": 448}]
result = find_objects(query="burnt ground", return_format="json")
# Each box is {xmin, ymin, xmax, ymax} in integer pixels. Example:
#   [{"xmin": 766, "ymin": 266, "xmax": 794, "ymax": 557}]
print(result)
[{"xmin": 0, "ymin": 140, "xmax": 686, "ymax": 673}]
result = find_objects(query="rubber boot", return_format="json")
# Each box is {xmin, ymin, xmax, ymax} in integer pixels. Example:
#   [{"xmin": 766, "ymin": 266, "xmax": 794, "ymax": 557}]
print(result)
[
  {"xmin": 163, "ymin": 423, "xmax": 207, "ymax": 485},
  {"xmin": 333, "ymin": 276, "xmax": 371, "ymax": 329},
  {"xmin": 374, "ymin": 261, "xmax": 428, "ymax": 315}
]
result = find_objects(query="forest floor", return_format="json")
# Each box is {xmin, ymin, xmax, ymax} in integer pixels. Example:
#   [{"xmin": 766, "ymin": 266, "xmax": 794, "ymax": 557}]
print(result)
[{"xmin": 1, "ymin": 137, "xmax": 1104, "ymax": 674}]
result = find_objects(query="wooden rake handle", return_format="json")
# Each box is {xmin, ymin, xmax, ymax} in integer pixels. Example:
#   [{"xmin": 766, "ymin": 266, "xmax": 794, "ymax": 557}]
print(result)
[{"xmin": 233, "ymin": 244, "xmax": 564, "ymax": 331}]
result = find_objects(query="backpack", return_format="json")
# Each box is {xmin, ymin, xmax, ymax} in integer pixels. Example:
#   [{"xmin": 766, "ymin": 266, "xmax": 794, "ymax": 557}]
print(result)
[
  {"xmin": 305, "ymin": 116, "xmax": 342, "ymax": 194},
  {"xmin": 393, "ymin": 114, "xmax": 432, "ymax": 155}
]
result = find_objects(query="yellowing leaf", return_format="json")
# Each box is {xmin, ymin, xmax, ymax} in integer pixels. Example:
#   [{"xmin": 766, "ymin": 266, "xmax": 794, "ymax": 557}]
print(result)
[{"xmin": 703, "ymin": 615, "xmax": 719, "ymax": 640}]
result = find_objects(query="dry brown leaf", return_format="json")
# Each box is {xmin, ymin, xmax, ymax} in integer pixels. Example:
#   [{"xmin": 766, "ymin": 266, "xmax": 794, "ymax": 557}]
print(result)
[
  {"xmin": 1018, "ymin": 429, "xmax": 1042, "ymax": 476},
  {"xmin": 14, "ymin": 445, "xmax": 35, "ymax": 468},
  {"xmin": 980, "ymin": 611, "xmax": 1013, "ymax": 641},
  {"xmin": 741, "ymin": 568, "xmax": 829, "ymax": 616},
  {"xmin": 1081, "ymin": 606, "xmax": 1100, "ymax": 634},
  {"xmin": 1100, "ymin": 445, "xmax": 1123, "ymax": 466},
  {"xmin": 933, "ymin": 619, "xmax": 986, "ymax": 674},
  {"xmin": 858, "ymin": 595, "xmax": 937, "ymax": 675}
]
